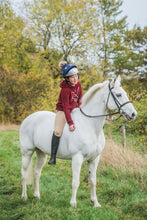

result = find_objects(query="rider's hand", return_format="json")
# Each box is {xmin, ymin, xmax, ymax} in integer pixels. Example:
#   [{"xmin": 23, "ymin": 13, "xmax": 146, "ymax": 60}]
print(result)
[{"xmin": 69, "ymin": 124, "xmax": 76, "ymax": 131}]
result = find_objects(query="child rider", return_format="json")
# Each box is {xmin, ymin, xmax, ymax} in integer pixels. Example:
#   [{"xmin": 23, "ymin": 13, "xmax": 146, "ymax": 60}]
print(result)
[{"xmin": 48, "ymin": 61, "xmax": 83, "ymax": 165}]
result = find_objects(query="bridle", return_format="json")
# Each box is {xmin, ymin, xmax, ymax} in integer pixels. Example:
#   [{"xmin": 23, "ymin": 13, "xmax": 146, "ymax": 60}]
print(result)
[
  {"xmin": 106, "ymin": 83, "xmax": 131, "ymax": 113},
  {"xmin": 80, "ymin": 82, "xmax": 131, "ymax": 121}
]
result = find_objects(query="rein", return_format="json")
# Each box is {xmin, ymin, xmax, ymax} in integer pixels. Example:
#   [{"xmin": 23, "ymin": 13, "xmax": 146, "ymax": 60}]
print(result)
[
  {"xmin": 80, "ymin": 82, "xmax": 131, "ymax": 121},
  {"xmin": 80, "ymin": 108, "xmax": 121, "ymax": 121}
]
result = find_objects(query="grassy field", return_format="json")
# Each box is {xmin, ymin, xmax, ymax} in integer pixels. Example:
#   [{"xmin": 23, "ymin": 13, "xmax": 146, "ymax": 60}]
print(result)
[{"xmin": 0, "ymin": 129, "xmax": 146, "ymax": 220}]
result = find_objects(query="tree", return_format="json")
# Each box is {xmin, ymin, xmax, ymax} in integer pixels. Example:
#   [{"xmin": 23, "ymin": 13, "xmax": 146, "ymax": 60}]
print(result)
[
  {"xmin": 0, "ymin": 0, "xmax": 35, "ymax": 72},
  {"xmin": 55, "ymin": 0, "xmax": 97, "ymax": 61},
  {"xmin": 94, "ymin": 0, "xmax": 128, "ymax": 78},
  {"xmin": 26, "ymin": 0, "xmax": 97, "ymax": 62},
  {"xmin": 40, "ymin": 48, "xmax": 64, "ymax": 79},
  {"xmin": 122, "ymin": 26, "xmax": 147, "ymax": 78},
  {"xmin": 26, "ymin": 0, "xmax": 61, "ymax": 51}
]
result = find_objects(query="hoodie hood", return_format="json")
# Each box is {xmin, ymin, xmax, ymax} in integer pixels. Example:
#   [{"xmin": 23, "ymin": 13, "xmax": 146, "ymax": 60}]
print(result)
[{"xmin": 60, "ymin": 80, "xmax": 80, "ymax": 89}]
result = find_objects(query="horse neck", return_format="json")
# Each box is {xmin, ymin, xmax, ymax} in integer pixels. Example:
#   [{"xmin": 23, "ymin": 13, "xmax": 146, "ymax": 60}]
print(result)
[{"xmin": 82, "ymin": 86, "xmax": 107, "ymax": 130}]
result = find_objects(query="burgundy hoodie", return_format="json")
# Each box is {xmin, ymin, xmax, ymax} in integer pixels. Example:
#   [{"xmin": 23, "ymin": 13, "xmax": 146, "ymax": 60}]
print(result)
[{"xmin": 56, "ymin": 80, "xmax": 83, "ymax": 126}]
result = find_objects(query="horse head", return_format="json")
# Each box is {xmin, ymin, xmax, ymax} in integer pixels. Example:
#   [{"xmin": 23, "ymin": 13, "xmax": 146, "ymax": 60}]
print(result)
[{"xmin": 106, "ymin": 75, "xmax": 137, "ymax": 121}]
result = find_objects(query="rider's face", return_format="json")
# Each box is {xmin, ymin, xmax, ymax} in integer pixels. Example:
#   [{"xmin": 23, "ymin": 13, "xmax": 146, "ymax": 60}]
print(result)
[{"xmin": 69, "ymin": 74, "xmax": 78, "ymax": 86}]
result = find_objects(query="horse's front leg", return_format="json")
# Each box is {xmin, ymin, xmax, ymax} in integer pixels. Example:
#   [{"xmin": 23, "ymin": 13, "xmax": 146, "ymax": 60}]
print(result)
[
  {"xmin": 88, "ymin": 155, "xmax": 101, "ymax": 208},
  {"xmin": 70, "ymin": 154, "xmax": 83, "ymax": 207}
]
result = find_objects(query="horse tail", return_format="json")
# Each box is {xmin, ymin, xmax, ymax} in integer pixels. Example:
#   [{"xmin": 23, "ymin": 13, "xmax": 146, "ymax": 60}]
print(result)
[{"xmin": 27, "ymin": 159, "xmax": 33, "ymax": 185}]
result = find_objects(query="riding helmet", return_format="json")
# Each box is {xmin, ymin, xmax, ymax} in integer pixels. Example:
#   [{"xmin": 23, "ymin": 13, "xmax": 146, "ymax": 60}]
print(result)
[{"xmin": 59, "ymin": 61, "xmax": 78, "ymax": 78}]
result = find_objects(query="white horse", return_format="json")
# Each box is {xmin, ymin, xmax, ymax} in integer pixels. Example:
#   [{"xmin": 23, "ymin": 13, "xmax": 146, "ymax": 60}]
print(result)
[{"xmin": 20, "ymin": 76, "xmax": 137, "ymax": 207}]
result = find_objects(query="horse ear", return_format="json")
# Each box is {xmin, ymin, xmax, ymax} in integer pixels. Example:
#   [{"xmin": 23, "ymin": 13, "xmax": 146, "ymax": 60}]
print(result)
[
  {"xmin": 117, "ymin": 75, "xmax": 121, "ymax": 83},
  {"xmin": 114, "ymin": 75, "xmax": 121, "ymax": 88},
  {"xmin": 111, "ymin": 77, "xmax": 116, "ymax": 87}
]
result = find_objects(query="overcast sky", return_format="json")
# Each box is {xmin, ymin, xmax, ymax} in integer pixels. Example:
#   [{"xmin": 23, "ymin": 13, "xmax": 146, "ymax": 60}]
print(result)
[
  {"xmin": 121, "ymin": 0, "xmax": 147, "ymax": 28},
  {"xmin": 10, "ymin": 0, "xmax": 147, "ymax": 29}
]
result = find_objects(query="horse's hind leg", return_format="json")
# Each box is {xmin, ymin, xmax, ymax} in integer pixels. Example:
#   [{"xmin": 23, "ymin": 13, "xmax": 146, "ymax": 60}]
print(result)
[
  {"xmin": 70, "ymin": 154, "xmax": 83, "ymax": 207},
  {"xmin": 34, "ymin": 149, "xmax": 47, "ymax": 198},
  {"xmin": 88, "ymin": 156, "xmax": 101, "ymax": 208},
  {"xmin": 21, "ymin": 150, "xmax": 34, "ymax": 200}
]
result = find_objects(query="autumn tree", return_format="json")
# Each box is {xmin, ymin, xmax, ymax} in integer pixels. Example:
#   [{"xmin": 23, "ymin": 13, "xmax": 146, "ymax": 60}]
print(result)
[
  {"xmin": 26, "ymin": 0, "xmax": 98, "ymax": 62},
  {"xmin": 26, "ymin": 0, "xmax": 61, "ymax": 51},
  {"xmin": 55, "ymin": 0, "xmax": 97, "ymax": 61},
  {"xmin": 0, "ymin": 0, "xmax": 35, "ymax": 72}
]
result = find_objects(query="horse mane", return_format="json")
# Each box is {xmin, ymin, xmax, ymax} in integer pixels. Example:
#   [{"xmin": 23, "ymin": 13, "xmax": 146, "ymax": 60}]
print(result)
[{"xmin": 81, "ymin": 80, "xmax": 109, "ymax": 108}]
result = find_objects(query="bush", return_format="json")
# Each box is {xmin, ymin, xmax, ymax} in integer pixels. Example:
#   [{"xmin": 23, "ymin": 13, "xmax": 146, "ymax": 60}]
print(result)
[{"xmin": 0, "ymin": 65, "xmax": 60, "ymax": 123}]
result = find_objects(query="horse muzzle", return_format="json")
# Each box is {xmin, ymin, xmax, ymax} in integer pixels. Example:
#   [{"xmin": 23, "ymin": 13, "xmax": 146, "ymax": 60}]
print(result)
[{"xmin": 123, "ymin": 110, "xmax": 137, "ymax": 121}]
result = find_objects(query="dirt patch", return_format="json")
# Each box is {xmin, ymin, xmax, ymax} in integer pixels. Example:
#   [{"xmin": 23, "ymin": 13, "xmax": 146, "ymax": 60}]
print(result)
[{"xmin": 0, "ymin": 124, "xmax": 20, "ymax": 131}]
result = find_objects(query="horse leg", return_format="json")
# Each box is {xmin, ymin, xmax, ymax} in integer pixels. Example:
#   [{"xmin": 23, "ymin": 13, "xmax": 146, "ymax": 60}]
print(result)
[
  {"xmin": 34, "ymin": 148, "xmax": 47, "ymax": 198},
  {"xmin": 70, "ymin": 154, "xmax": 83, "ymax": 207},
  {"xmin": 88, "ymin": 156, "xmax": 101, "ymax": 208},
  {"xmin": 21, "ymin": 151, "xmax": 34, "ymax": 200}
]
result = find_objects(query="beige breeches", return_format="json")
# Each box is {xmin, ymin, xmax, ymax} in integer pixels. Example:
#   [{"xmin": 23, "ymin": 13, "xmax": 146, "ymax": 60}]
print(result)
[{"xmin": 54, "ymin": 111, "xmax": 67, "ymax": 137}]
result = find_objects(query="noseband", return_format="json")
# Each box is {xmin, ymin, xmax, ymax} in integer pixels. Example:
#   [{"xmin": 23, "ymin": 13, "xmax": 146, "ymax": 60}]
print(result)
[{"xmin": 80, "ymin": 83, "xmax": 131, "ymax": 121}]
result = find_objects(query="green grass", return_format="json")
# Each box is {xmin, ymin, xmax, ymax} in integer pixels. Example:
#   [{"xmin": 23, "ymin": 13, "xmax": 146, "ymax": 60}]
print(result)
[{"xmin": 0, "ymin": 130, "xmax": 146, "ymax": 220}]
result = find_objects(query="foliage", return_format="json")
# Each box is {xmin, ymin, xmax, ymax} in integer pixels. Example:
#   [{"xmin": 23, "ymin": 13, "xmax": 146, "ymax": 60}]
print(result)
[
  {"xmin": 0, "ymin": 64, "xmax": 60, "ymax": 123},
  {"xmin": 79, "ymin": 64, "xmax": 104, "ymax": 92},
  {"xmin": 27, "ymin": 0, "xmax": 97, "ymax": 61},
  {"xmin": 123, "ymin": 79, "xmax": 146, "ymax": 134},
  {"xmin": 40, "ymin": 49, "xmax": 64, "ymax": 79},
  {"xmin": 115, "ymin": 26, "xmax": 147, "ymax": 78},
  {"xmin": 108, "ymin": 78, "xmax": 147, "ymax": 150},
  {"xmin": 0, "ymin": 130, "xmax": 146, "ymax": 219},
  {"xmin": 0, "ymin": 1, "xmax": 35, "ymax": 73},
  {"xmin": 94, "ymin": 0, "xmax": 128, "ymax": 77}
]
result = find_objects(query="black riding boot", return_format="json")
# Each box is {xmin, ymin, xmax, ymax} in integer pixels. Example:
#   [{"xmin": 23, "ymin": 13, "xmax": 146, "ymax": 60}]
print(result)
[{"xmin": 48, "ymin": 133, "xmax": 60, "ymax": 165}]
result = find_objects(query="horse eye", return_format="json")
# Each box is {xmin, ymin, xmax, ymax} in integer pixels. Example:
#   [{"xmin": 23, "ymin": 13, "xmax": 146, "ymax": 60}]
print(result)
[{"xmin": 116, "ymin": 93, "xmax": 122, "ymax": 98}]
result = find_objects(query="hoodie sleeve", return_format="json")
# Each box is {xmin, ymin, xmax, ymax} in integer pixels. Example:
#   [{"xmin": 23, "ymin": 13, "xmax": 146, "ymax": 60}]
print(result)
[{"xmin": 60, "ymin": 88, "xmax": 74, "ymax": 126}]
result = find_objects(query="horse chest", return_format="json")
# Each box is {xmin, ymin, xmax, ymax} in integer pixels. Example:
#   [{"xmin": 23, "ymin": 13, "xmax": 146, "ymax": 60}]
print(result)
[
  {"xmin": 80, "ymin": 138, "xmax": 99, "ymax": 158},
  {"xmin": 80, "ymin": 130, "xmax": 105, "ymax": 160}
]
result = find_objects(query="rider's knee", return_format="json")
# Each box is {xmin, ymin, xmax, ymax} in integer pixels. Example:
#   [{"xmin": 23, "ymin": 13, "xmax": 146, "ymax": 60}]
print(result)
[{"xmin": 54, "ymin": 131, "xmax": 61, "ymax": 137}]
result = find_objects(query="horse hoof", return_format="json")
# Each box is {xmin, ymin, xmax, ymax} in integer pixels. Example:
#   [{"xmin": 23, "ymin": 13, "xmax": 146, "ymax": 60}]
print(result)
[
  {"xmin": 22, "ymin": 194, "xmax": 27, "ymax": 200},
  {"xmin": 34, "ymin": 193, "xmax": 40, "ymax": 199},
  {"xmin": 94, "ymin": 202, "xmax": 101, "ymax": 208},
  {"xmin": 70, "ymin": 201, "xmax": 77, "ymax": 208},
  {"xmin": 91, "ymin": 200, "xmax": 101, "ymax": 208}
]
